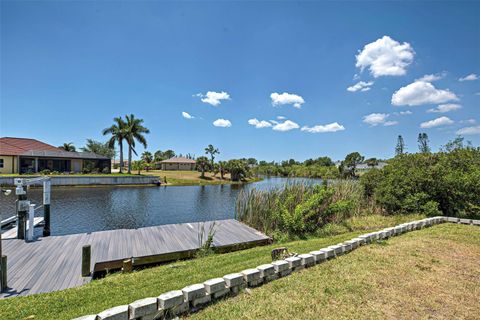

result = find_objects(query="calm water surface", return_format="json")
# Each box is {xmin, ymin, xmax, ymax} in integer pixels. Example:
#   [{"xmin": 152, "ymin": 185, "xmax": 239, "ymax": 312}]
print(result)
[{"xmin": 0, "ymin": 177, "xmax": 319, "ymax": 235}]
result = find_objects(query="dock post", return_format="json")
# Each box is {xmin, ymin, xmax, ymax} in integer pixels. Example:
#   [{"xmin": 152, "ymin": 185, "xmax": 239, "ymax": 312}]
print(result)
[
  {"xmin": 43, "ymin": 179, "xmax": 51, "ymax": 237},
  {"xmin": 1, "ymin": 255, "xmax": 7, "ymax": 292},
  {"xmin": 27, "ymin": 204, "xmax": 35, "ymax": 241},
  {"xmin": 123, "ymin": 258, "xmax": 133, "ymax": 273},
  {"xmin": 82, "ymin": 245, "xmax": 91, "ymax": 277},
  {"xmin": 16, "ymin": 188, "xmax": 28, "ymax": 240}
]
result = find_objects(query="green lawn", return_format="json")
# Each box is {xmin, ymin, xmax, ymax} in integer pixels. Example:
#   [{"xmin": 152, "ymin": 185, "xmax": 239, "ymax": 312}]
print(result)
[
  {"xmin": 0, "ymin": 214, "xmax": 426, "ymax": 320},
  {"xmin": 191, "ymin": 223, "xmax": 480, "ymax": 320},
  {"xmin": 143, "ymin": 170, "xmax": 261, "ymax": 186}
]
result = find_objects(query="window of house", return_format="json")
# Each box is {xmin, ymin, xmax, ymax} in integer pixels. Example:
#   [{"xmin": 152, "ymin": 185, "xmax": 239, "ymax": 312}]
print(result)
[{"xmin": 0, "ymin": 159, "xmax": 4, "ymax": 168}]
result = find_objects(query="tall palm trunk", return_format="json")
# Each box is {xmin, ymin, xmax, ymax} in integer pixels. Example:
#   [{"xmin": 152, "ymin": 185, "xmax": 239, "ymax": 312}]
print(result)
[
  {"xmin": 119, "ymin": 141, "xmax": 124, "ymax": 173},
  {"xmin": 128, "ymin": 144, "xmax": 133, "ymax": 174}
]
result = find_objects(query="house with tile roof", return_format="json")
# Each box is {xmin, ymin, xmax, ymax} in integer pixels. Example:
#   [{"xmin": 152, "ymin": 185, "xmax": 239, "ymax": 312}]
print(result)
[
  {"xmin": 0, "ymin": 137, "xmax": 111, "ymax": 174},
  {"xmin": 158, "ymin": 156, "xmax": 196, "ymax": 171}
]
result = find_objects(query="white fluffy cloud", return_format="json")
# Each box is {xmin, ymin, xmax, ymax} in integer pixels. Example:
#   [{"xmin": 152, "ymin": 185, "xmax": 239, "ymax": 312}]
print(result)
[
  {"xmin": 301, "ymin": 122, "xmax": 345, "ymax": 133},
  {"xmin": 362, "ymin": 113, "xmax": 398, "ymax": 127},
  {"xmin": 398, "ymin": 110, "xmax": 412, "ymax": 115},
  {"xmin": 456, "ymin": 126, "xmax": 480, "ymax": 135},
  {"xmin": 420, "ymin": 116, "xmax": 454, "ymax": 128},
  {"xmin": 196, "ymin": 91, "xmax": 230, "ymax": 106},
  {"xmin": 427, "ymin": 104, "xmax": 462, "ymax": 113},
  {"xmin": 391, "ymin": 81, "xmax": 459, "ymax": 106},
  {"xmin": 182, "ymin": 111, "xmax": 194, "ymax": 119},
  {"xmin": 355, "ymin": 36, "xmax": 415, "ymax": 77},
  {"xmin": 347, "ymin": 81, "xmax": 374, "ymax": 92},
  {"xmin": 270, "ymin": 92, "xmax": 305, "ymax": 108},
  {"xmin": 248, "ymin": 118, "xmax": 272, "ymax": 128},
  {"xmin": 415, "ymin": 72, "xmax": 446, "ymax": 82},
  {"xmin": 212, "ymin": 118, "xmax": 232, "ymax": 127},
  {"xmin": 459, "ymin": 73, "xmax": 478, "ymax": 82},
  {"xmin": 272, "ymin": 120, "xmax": 300, "ymax": 132},
  {"xmin": 277, "ymin": 116, "xmax": 286, "ymax": 120}
]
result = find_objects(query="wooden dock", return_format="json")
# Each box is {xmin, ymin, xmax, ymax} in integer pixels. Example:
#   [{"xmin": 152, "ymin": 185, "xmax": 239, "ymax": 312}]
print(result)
[{"xmin": 0, "ymin": 219, "xmax": 269, "ymax": 298}]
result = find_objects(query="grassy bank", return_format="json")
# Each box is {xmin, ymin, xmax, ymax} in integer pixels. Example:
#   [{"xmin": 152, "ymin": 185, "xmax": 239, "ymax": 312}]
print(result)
[
  {"xmin": 192, "ymin": 223, "xmax": 480, "ymax": 320},
  {"xmin": 143, "ymin": 170, "xmax": 261, "ymax": 186},
  {"xmin": 1, "ymin": 214, "xmax": 425, "ymax": 320}
]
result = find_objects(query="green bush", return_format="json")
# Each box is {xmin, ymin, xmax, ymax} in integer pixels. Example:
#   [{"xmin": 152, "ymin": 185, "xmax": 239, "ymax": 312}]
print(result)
[{"xmin": 368, "ymin": 148, "xmax": 480, "ymax": 218}]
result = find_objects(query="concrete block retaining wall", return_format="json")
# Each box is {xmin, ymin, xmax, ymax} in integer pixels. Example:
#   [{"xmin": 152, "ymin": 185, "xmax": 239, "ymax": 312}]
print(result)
[
  {"xmin": 0, "ymin": 175, "xmax": 160, "ymax": 187},
  {"xmin": 73, "ymin": 216, "xmax": 479, "ymax": 320}
]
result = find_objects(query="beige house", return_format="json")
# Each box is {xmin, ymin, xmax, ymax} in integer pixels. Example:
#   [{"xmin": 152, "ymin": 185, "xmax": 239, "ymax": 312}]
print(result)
[
  {"xmin": 159, "ymin": 157, "xmax": 196, "ymax": 171},
  {"xmin": 0, "ymin": 137, "xmax": 111, "ymax": 174}
]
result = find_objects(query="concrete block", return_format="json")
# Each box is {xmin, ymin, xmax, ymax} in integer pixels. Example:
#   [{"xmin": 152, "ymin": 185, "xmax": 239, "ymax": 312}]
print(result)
[
  {"xmin": 182, "ymin": 283, "xmax": 206, "ymax": 301},
  {"xmin": 285, "ymin": 256, "xmax": 302, "ymax": 268},
  {"xmin": 257, "ymin": 264, "xmax": 275, "ymax": 278},
  {"xmin": 271, "ymin": 260, "xmax": 290, "ymax": 272},
  {"xmin": 310, "ymin": 250, "xmax": 327, "ymax": 263},
  {"xmin": 97, "ymin": 305, "xmax": 129, "ymax": 320},
  {"xmin": 241, "ymin": 268, "xmax": 261, "ymax": 282},
  {"xmin": 191, "ymin": 294, "xmax": 211, "ymax": 308},
  {"xmin": 298, "ymin": 254, "xmax": 315, "ymax": 267},
  {"xmin": 223, "ymin": 273, "xmax": 244, "ymax": 288},
  {"xmin": 230, "ymin": 285, "xmax": 243, "ymax": 295},
  {"xmin": 353, "ymin": 237, "xmax": 365, "ymax": 246},
  {"xmin": 328, "ymin": 245, "xmax": 343, "ymax": 256},
  {"xmin": 472, "ymin": 219, "xmax": 480, "ymax": 226},
  {"xmin": 345, "ymin": 239, "xmax": 358, "ymax": 249},
  {"xmin": 265, "ymin": 273, "xmax": 279, "ymax": 282},
  {"xmin": 320, "ymin": 247, "xmax": 335, "ymax": 258},
  {"xmin": 278, "ymin": 269, "xmax": 292, "ymax": 277},
  {"xmin": 138, "ymin": 311, "xmax": 163, "ymax": 320},
  {"xmin": 72, "ymin": 316, "xmax": 96, "ymax": 320},
  {"xmin": 203, "ymin": 278, "xmax": 226, "ymax": 294},
  {"xmin": 248, "ymin": 278, "xmax": 264, "ymax": 287},
  {"xmin": 171, "ymin": 301, "xmax": 189, "ymax": 316},
  {"xmin": 446, "ymin": 217, "xmax": 459, "ymax": 223},
  {"xmin": 342, "ymin": 243, "xmax": 352, "ymax": 253},
  {"xmin": 212, "ymin": 287, "xmax": 231, "ymax": 299},
  {"xmin": 129, "ymin": 297, "xmax": 157, "ymax": 319},
  {"xmin": 158, "ymin": 290, "xmax": 184, "ymax": 310},
  {"xmin": 393, "ymin": 226, "xmax": 402, "ymax": 235},
  {"xmin": 459, "ymin": 218, "xmax": 472, "ymax": 225}
]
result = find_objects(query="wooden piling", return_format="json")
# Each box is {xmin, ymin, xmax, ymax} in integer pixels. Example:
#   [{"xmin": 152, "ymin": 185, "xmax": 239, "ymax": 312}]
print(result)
[
  {"xmin": 82, "ymin": 245, "xmax": 91, "ymax": 277},
  {"xmin": 1, "ymin": 255, "xmax": 7, "ymax": 291},
  {"xmin": 123, "ymin": 259, "xmax": 133, "ymax": 273}
]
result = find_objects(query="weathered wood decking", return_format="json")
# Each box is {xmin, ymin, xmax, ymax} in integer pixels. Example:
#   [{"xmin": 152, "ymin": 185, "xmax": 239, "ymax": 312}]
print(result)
[{"xmin": 0, "ymin": 219, "xmax": 270, "ymax": 298}]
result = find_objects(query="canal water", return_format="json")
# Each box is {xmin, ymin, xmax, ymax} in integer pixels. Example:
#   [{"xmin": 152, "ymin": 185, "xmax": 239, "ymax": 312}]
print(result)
[{"xmin": 0, "ymin": 177, "xmax": 319, "ymax": 236}]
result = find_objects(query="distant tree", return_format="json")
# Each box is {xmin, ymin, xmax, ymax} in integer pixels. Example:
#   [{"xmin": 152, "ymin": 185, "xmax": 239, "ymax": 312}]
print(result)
[
  {"xmin": 341, "ymin": 152, "xmax": 364, "ymax": 178},
  {"xmin": 366, "ymin": 158, "xmax": 379, "ymax": 168},
  {"xmin": 163, "ymin": 150, "xmax": 175, "ymax": 159},
  {"xmin": 247, "ymin": 158, "xmax": 258, "ymax": 166},
  {"xmin": 218, "ymin": 161, "xmax": 227, "ymax": 180},
  {"xmin": 103, "ymin": 117, "xmax": 127, "ymax": 173},
  {"xmin": 125, "ymin": 114, "xmax": 150, "ymax": 174},
  {"xmin": 154, "ymin": 150, "xmax": 165, "ymax": 162},
  {"xmin": 141, "ymin": 151, "xmax": 153, "ymax": 164},
  {"xmin": 81, "ymin": 139, "xmax": 115, "ymax": 159},
  {"xmin": 418, "ymin": 133, "xmax": 430, "ymax": 153},
  {"xmin": 441, "ymin": 136, "xmax": 472, "ymax": 152},
  {"xmin": 59, "ymin": 142, "xmax": 76, "ymax": 152},
  {"xmin": 196, "ymin": 156, "xmax": 211, "ymax": 178},
  {"xmin": 205, "ymin": 144, "xmax": 220, "ymax": 168},
  {"xmin": 226, "ymin": 159, "xmax": 250, "ymax": 181},
  {"xmin": 132, "ymin": 160, "xmax": 145, "ymax": 175},
  {"xmin": 395, "ymin": 135, "xmax": 405, "ymax": 156}
]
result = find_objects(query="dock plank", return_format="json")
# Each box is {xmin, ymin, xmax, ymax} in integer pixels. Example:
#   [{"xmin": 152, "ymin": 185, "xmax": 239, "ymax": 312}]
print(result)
[{"xmin": 1, "ymin": 219, "xmax": 269, "ymax": 298}]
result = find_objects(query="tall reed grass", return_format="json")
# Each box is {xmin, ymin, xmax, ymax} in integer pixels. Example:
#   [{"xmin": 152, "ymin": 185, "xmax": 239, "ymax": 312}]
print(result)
[{"xmin": 236, "ymin": 180, "xmax": 376, "ymax": 239}]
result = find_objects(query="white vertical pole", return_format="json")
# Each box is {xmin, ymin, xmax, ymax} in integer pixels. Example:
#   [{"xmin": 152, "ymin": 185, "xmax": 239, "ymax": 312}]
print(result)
[{"xmin": 28, "ymin": 204, "xmax": 35, "ymax": 241}]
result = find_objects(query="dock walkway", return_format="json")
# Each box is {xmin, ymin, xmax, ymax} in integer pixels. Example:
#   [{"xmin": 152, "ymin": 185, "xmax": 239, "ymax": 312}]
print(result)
[{"xmin": 0, "ymin": 219, "xmax": 269, "ymax": 298}]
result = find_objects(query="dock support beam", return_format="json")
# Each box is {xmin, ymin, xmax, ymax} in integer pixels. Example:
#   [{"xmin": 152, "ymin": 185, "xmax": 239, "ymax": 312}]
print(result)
[
  {"xmin": 82, "ymin": 245, "xmax": 91, "ymax": 277},
  {"xmin": 1, "ymin": 255, "xmax": 7, "ymax": 292},
  {"xmin": 27, "ymin": 204, "xmax": 35, "ymax": 242},
  {"xmin": 123, "ymin": 259, "xmax": 133, "ymax": 273},
  {"xmin": 16, "ymin": 189, "xmax": 27, "ymax": 240}
]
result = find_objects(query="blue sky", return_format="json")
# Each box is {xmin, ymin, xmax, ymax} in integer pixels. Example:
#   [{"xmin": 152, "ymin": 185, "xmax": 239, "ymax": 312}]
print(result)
[{"xmin": 1, "ymin": 1, "xmax": 479, "ymax": 161}]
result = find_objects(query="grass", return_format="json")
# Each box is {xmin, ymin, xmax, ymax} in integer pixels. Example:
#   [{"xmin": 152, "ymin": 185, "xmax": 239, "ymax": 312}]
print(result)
[
  {"xmin": 142, "ymin": 170, "xmax": 261, "ymax": 186},
  {"xmin": 0, "ymin": 214, "xmax": 426, "ymax": 320}
]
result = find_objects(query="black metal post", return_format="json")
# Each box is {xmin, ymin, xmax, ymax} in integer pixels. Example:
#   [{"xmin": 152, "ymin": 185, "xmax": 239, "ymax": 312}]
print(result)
[
  {"xmin": 0, "ymin": 255, "xmax": 6, "ymax": 292},
  {"xmin": 17, "ymin": 190, "xmax": 27, "ymax": 240},
  {"xmin": 82, "ymin": 245, "xmax": 91, "ymax": 277},
  {"xmin": 43, "ymin": 180, "xmax": 51, "ymax": 237}
]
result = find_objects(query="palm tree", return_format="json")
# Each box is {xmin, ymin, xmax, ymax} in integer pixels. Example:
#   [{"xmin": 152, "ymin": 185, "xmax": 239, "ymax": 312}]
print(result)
[
  {"xmin": 59, "ymin": 142, "xmax": 76, "ymax": 152},
  {"xmin": 196, "ymin": 156, "xmax": 210, "ymax": 178},
  {"xmin": 141, "ymin": 151, "xmax": 153, "ymax": 163},
  {"xmin": 205, "ymin": 144, "xmax": 219, "ymax": 169},
  {"xmin": 125, "ymin": 114, "xmax": 150, "ymax": 174},
  {"xmin": 103, "ymin": 117, "xmax": 127, "ymax": 173}
]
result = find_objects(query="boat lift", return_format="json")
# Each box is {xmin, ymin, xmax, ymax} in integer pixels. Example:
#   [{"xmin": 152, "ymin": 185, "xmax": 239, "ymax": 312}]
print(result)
[{"xmin": 14, "ymin": 177, "xmax": 51, "ymax": 240}]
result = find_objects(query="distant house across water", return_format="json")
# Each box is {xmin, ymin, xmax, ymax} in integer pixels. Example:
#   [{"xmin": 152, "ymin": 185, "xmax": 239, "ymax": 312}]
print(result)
[
  {"xmin": 158, "ymin": 157, "xmax": 196, "ymax": 171},
  {"xmin": 0, "ymin": 137, "xmax": 111, "ymax": 174}
]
